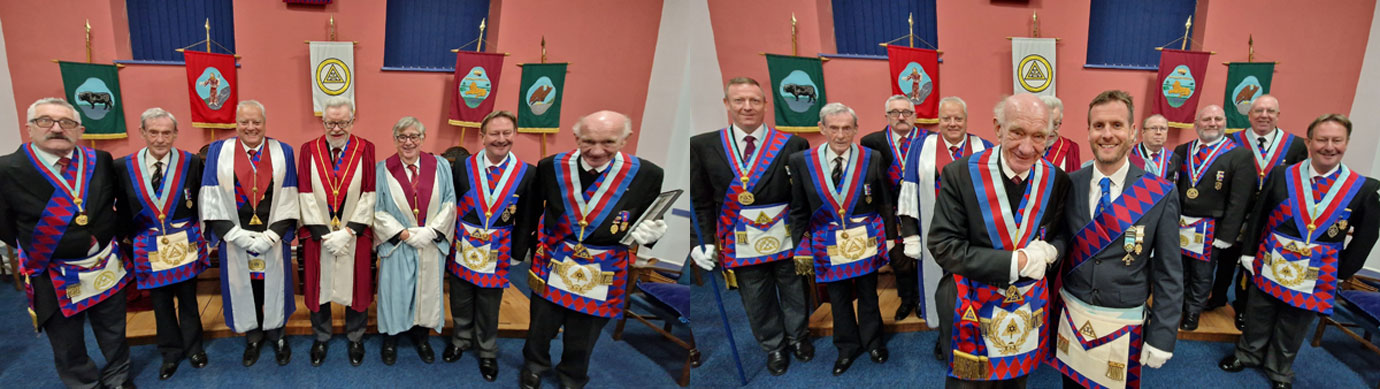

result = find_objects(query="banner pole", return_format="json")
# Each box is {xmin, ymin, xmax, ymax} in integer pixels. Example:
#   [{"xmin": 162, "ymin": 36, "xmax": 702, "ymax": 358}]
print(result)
[
  {"xmin": 790, "ymin": 13, "xmax": 798, "ymax": 56},
  {"xmin": 477, "ymin": 18, "xmax": 487, "ymax": 52},
  {"xmin": 688, "ymin": 208, "xmax": 749, "ymax": 386},
  {"xmin": 1180, "ymin": 16, "xmax": 1192, "ymax": 51},
  {"xmin": 205, "ymin": 19, "xmax": 211, "ymax": 53},
  {"xmin": 540, "ymin": 133, "xmax": 547, "ymax": 157},
  {"xmin": 908, "ymin": 13, "xmax": 914, "ymax": 47},
  {"xmin": 459, "ymin": 128, "xmax": 466, "ymax": 147}
]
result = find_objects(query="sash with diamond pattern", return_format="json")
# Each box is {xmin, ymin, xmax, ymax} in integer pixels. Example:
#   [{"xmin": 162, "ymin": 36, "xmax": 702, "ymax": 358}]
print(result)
[
  {"xmin": 1250, "ymin": 162, "xmax": 1361, "ymax": 314},
  {"xmin": 450, "ymin": 154, "xmax": 528, "ymax": 288},
  {"xmin": 1184, "ymin": 139, "xmax": 1235, "ymax": 191},
  {"xmin": 1132, "ymin": 145, "xmax": 1171, "ymax": 178},
  {"xmin": 127, "ymin": 149, "xmax": 209, "ymax": 289},
  {"xmin": 716, "ymin": 127, "xmax": 792, "ymax": 268},
  {"xmin": 1233, "ymin": 130, "xmax": 1297, "ymax": 190},
  {"xmin": 886, "ymin": 127, "xmax": 917, "ymax": 189},
  {"xmin": 19, "ymin": 144, "xmax": 95, "ymax": 274},
  {"xmin": 1067, "ymin": 175, "xmax": 1172, "ymax": 272},
  {"xmin": 800, "ymin": 145, "xmax": 884, "ymax": 281}
]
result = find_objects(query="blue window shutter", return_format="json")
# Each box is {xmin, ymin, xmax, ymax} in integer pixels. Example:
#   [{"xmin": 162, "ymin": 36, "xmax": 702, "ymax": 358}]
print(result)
[
  {"xmin": 1086, "ymin": 0, "xmax": 1197, "ymax": 69},
  {"xmin": 383, "ymin": 0, "xmax": 491, "ymax": 70},
  {"xmin": 832, "ymin": 0, "xmax": 938, "ymax": 57},
  {"xmin": 126, "ymin": 0, "xmax": 235, "ymax": 62}
]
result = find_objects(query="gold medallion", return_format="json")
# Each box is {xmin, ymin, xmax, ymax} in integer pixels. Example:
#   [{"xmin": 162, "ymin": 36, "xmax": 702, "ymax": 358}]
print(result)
[
  {"xmin": 1328, "ymin": 225, "xmax": 1339, "ymax": 238},
  {"xmin": 94, "ymin": 271, "xmax": 117, "ymax": 291},
  {"xmin": 501, "ymin": 208, "xmax": 512, "ymax": 222},
  {"xmin": 249, "ymin": 214, "xmax": 264, "ymax": 225},
  {"xmin": 470, "ymin": 229, "xmax": 489, "ymax": 241},
  {"xmin": 161, "ymin": 237, "xmax": 170, "ymax": 245},
  {"xmin": 75, "ymin": 214, "xmax": 88, "ymax": 226},
  {"xmin": 1003, "ymin": 285, "xmax": 1022, "ymax": 304},
  {"xmin": 1180, "ymin": 235, "xmax": 1189, "ymax": 247},
  {"xmin": 1215, "ymin": 182, "xmax": 1223, "ymax": 190},
  {"xmin": 753, "ymin": 237, "xmax": 781, "ymax": 254},
  {"xmin": 464, "ymin": 248, "xmax": 489, "ymax": 268},
  {"xmin": 610, "ymin": 223, "xmax": 620, "ymax": 234},
  {"xmin": 572, "ymin": 244, "xmax": 593, "ymax": 260},
  {"xmin": 331, "ymin": 217, "xmax": 342, "ymax": 231},
  {"xmin": 248, "ymin": 258, "xmax": 267, "ymax": 272},
  {"xmin": 738, "ymin": 191, "xmax": 755, "ymax": 205},
  {"xmin": 1186, "ymin": 188, "xmax": 1199, "ymax": 199},
  {"xmin": 66, "ymin": 283, "xmax": 81, "ymax": 297},
  {"xmin": 866, "ymin": 195, "xmax": 872, "ymax": 204},
  {"xmin": 1134, "ymin": 243, "xmax": 1143, "ymax": 255},
  {"xmin": 1338, "ymin": 219, "xmax": 1348, "ymax": 231}
]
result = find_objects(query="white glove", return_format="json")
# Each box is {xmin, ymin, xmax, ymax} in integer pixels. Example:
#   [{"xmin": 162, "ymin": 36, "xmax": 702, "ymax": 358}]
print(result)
[
  {"xmin": 404, "ymin": 228, "xmax": 436, "ymax": 249},
  {"xmin": 248, "ymin": 231, "xmax": 279, "ymax": 254},
  {"xmin": 224, "ymin": 227, "xmax": 258, "ymax": 251},
  {"xmin": 1017, "ymin": 247, "xmax": 1052, "ymax": 280},
  {"xmin": 902, "ymin": 235, "xmax": 922, "ymax": 259},
  {"xmin": 1212, "ymin": 239, "xmax": 1233, "ymax": 250},
  {"xmin": 1140, "ymin": 344, "xmax": 1173, "ymax": 369},
  {"xmin": 1240, "ymin": 255, "xmax": 1256, "ymax": 276},
  {"xmin": 690, "ymin": 245, "xmax": 717, "ymax": 271},
  {"xmin": 1027, "ymin": 240, "xmax": 1059, "ymax": 264},
  {"xmin": 322, "ymin": 230, "xmax": 353, "ymax": 256},
  {"xmin": 631, "ymin": 220, "xmax": 668, "ymax": 245}
]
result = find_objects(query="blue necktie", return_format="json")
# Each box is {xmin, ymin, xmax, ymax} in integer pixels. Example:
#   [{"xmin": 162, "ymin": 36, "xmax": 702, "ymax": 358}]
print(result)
[{"xmin": 1096, "ymin": 177, "xmax": 1112, "ymax": 216}]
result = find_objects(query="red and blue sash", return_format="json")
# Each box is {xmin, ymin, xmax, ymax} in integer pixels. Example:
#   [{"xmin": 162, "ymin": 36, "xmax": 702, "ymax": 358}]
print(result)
[
  {"xmin": 799, "ymin": 145, "xmax": 885, "ymax": 281},
  {"xmin": 1043, "ymin": 137, "xmax": 1074, "ymax": 170},
  {"xmin": 716, "ymin": 127, "xmax": 792, "ymax": 268},
  {"xmin": 1183, "ymin": 138, "xmax": 1236, "ymax": 191},
  {"xmin": 804, "ymin": 144, "xmax": 869, "ymax": 224},
  {"xmin": 555, "ymin": 151, "xmax": 639, "ymax": 242},
  {"xmin": 1132, "ymin": 144, "xmax": 1171, "ymax": 178},
  {"xmin": 885, "ymin": 127, "xmax": 918, "ymax": 189},
  {"xmin": 532, "ymin": 240, "xmax": 630, "ymax": 318},
  {"xmin": 18, "ymin": 144, "xmax": 95, "ymax": 275},
  {"xmin": 1050, "ymin": 307, "xmax": 1145, "ymax": 389},
  {"xmin": 450, "ymin": 154, "xmax": 528, "ymax": 287},
  {"xmin": 1233, "ymin": 130, "xmax": 1297, "ymax": 190},
  {"xmin": 126, "ymin": 149, "xmax": 208, "ymax": 289},
  {"xmin": 1066, "ymin": 175, "xmax": 1173, "ymax": 271},
  {"xmin": 1251, "ymin": 163, "xmax": 1361, "ymax": 314}
]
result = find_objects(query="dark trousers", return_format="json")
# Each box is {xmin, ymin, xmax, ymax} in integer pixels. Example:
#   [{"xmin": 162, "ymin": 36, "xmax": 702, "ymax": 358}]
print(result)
[
  {"xmin": 945, "ymin": 376, "xmax": 1027, "ymax": 389},
  {"xmin": 34, "ymin": 274, "xmax": 130, "ymax": 389},
  {"xmin": 309, "ymin": 302, "xmax": 367, "ymax": 343},
  {"xmin": 936, "ymin": 274, "xmax": 956, "ymax": 359},
  {"xmin": 1209, "ymin": 243, "xmax": 1246, "ymax": 309},
  {"xmin": 523, "ymin": 294, "xmax": 610, "ymax": 389},
  {"xmin": 1234, "ymin": 282, "xmax": 1318, "ymax": 383},
  {"xmin": 149, "ymin": 279, "xmax": 204, "ymax": 363},
  {"xmin": 732, "ymin": 258, "xmax": 809, "ymax": 353},
  {"xmin": 448, "ymin": 275, "xmax": 503, "ymax": 358},
  {"xmin": 385, "ymin": 326, "xmax": 432, "ymax": 347},
  {"xmin": 245, "ymin": 279, "xmax": 284, "ymax": 345},
  {"xmin": 825, "ymin": 272, "xmax": 884, "ymax": 358},
  {"xmin": 889, "ymin": 246, "xmax": 920, "ymax": 307},
  {"xmin": 1182, "ymin": 251, "xmax": 1221, "ymax": 315}
]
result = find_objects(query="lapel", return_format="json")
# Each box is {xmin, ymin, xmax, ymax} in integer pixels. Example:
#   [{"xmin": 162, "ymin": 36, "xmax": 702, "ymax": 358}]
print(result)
[{"xmin": 1070, "ymin": 168, "xmax": 1093, "ymax": 225}]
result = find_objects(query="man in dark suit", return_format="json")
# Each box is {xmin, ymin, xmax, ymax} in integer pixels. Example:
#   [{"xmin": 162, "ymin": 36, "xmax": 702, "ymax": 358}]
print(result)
[
  {"xmin": 520, "ymin": 110, "xmax": 666, "ymax": 389},
  {"xmin": 928, "ymin": 93, "xmax": 1071, "ymax": 388},
  {"xmin": 114, "ymin": 108, "xmax": 209, "ymax": 380},
  {"xmin": 1049, "ymin": 90, "xmax": 1182, "ymax": 388},
  {"xmin": 1166, "ymin": 105, "xmax": 1255, "ymax": 330},
  {"xmin": 860, "ymin": 95, "xmax": 925, "ymax": 321},
  {"xmin": 788, "ymin": 102, "xmax": 895, "ymax": 376},
  {"xmin": 1214, "ymin": 95, "xmax": 1309, "ymax": 329},
  {"xmin": 0, "ymin": 98, "xmax": 133, "ymax": 388},
  {"xmin": 1219, "ymin": 114, "xmax": 1380, "ymax": 389},
  {"xmin": 689, "ymin": 77, "xmax": 812, "ymax": 376}
]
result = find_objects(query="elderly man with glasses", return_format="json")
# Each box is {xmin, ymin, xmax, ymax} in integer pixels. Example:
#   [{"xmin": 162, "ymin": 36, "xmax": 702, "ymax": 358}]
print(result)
[{"xmin": 861, "ymin": 95, "xmax": 927, "ymax": 322}]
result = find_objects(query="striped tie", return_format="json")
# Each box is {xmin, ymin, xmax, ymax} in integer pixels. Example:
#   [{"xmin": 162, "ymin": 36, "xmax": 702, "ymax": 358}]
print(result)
[
  {"xmin": 57, "ymin": 156, "xmax": 74, "ymax": 187},
  {"xmin": 152, "ymin": 161, "xmax": 165, "ymax": 196},
  {"xmin": 486, "ymin": 165, "xmax": 501, "ymax": 191},
  {"xmin": 1312, "ymin": 175, "xmax": 1332, "ymax": 202}
]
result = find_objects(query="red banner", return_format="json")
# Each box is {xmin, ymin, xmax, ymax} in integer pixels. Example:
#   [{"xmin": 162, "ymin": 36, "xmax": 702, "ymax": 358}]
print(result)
[
  {"xmin": 183, "ymin": 51, "xmax": 238, "ymax": 129},
  {"xmin": 888, "ymin": 46, "xmax": 940, "ymax": 124},
  {"xmin": 1153, "ymin": 49, "xmax": 1210, "ymax": 129},
  {"xmin": 448, "ymin": 51, "xmax": 506, "ymax": 128}
]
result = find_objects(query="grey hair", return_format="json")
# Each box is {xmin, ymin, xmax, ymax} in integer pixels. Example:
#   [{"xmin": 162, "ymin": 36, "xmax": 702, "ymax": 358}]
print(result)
[
  {"xmin": 572, "ymin": 111, "xmax": 633, "ymax": 139},
  {"xmin": 237, "ymin": 100, "xmax": 267, "ymax": 122},
  {"xmin": 1039, "ymin": 95, "xmax": 1064, "ymax": 119},
  {"xmin": 26, "ymin": 97, "xmax": 81, "ymax": 125},
  {"xmin": 818, "ymin": 102, "xmax": 857, "ymax": 124},
  {"xmin": 1143, "ymin": 114, "xmax": 1167, "ymax": 127},
  {"xmin": 938, "ymin": 96, "xmax": 967, "ymax": 117},
  {"xmin": 392, "ymin": 116, "xmax": 426, "ymax": 138},
  {"xmin": 139, "ymin": 107, "xmax": 177, "ymax": 129},
  {"xmin": 884, "ymin": 95, "xmax": 914, "ymax": 112},
  {"xmin": 993, "ymin": 95, "xmax": 1054, "ymax": 132},
  {"xmin": 322, "ymin": 96, "xmax": 355, "ymax": 118}
]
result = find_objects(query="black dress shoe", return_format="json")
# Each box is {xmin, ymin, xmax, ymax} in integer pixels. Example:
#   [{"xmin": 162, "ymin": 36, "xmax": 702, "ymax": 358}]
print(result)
[
  {"xmin": 869, "ymin": 348, "xmax": 889, "ymax": 363},
  {"xmin": 1271, "ymin": 380, "xmax": 1292, "ymax": 389},
  {"xmin": 1180, "ymin": 312, "xmax": 1200, "ymax": 331},
  {"xmin": 519, "ymin": 368, "xmax": 541, "ymax": 389},
  {"xmin": 158, "ymin": 361, "xmax": 179, "ymax": 380},
  {"xmin": 273, "ymin": 339, "xmax": 291, "ymax": 366},
  {"xmin": 348, "ymin": 341, "xmax": 365, "ymax": 367},
  {"xmin": 310, "ymin": 341, "xmax": 328, "ymax": 367},
  {"xmin": 381, "ymin": 339, "xmax": 398, "ymax": 366},
  {"xmin": 242, "ymin": 341, "xmax": 263, "ymax": 367},
  {"xmin": 893, "ymin": 304, "xmax": 915, "ymax": 322},
  {"xmin": 792, "ymin": 340, "xmax": 814, "ymax": 362},
  {"xmin": 1218, "ymin": 355, "xmax": 1249, "ymax": 372},
  {"xmin": 832, "ymin": 355, "xmax": 856, "ymax": 376},
  {"xmin": 932, "ymin": 341, "xmax": 945, "ymax": 361},
  {"xmin": 1235, "ymin": 311, "xmax": 1246, "ymax": 331},
  {"xmin": 766, "ymin": 350, "xmax": 790, "ymax": 376},
  {"xmin": 442, "ymin": 345, "xmax": 465, "ymax": 363},
  {"xmin": 189, "ymin": 352, "xmax": 208, "ymax": 368},
  {"xmin": 479, "ymin": 358, "xmax": 499, "ymax": 382},
  {"xmin": 416, "ymin": 340, "xmax": 435, "ymax": 364}
]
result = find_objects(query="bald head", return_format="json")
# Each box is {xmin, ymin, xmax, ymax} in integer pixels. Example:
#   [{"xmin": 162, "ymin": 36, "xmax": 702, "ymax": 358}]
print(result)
[
  {"xmin": 993, "ymin": 93, "xmax": 1053, "ymax": 174},
  {"xmin": 574, "ymin": 110, "xmax": 632, "ymax": 168},
  {"xmin": 1248, "ymin": 95, "xmax": 1281, "ymax": 136}
]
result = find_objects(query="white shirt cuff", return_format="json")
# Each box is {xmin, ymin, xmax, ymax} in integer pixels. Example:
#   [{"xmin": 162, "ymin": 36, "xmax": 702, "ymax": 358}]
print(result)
[
  {"xmin": 1009, "ymin": 251, "xmax": 1021, "ymax": 283},
  {"xmin": 1212, "ymin": 239, "xmax": 1233, "ymax": 249}
]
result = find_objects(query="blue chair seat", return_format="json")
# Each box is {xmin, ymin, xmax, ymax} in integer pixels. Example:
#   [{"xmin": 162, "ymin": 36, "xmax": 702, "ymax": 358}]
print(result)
[
  {"xmin": 1338, "ymin": 289, "xmax": 1380, "ymax": 326},
  {"xmin": 631, "ymin": 282, "xmax": 690, "ymax": 324}
]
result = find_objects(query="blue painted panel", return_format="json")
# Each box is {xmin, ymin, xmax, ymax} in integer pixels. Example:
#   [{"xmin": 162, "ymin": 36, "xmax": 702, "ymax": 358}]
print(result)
[
  {"xmin": 126, "ymin": 0, "xmax": 236, "ymax": 62},
  {"xmin": 383, "ymin": 0, "xmax": 490, "ymax": 70},
  {"xmin": 1086, "ymin": 0, "xmax": 1197, "ymax": 69},
  {"xmin": 832, "ymin": 0, "xmax": 938, "ymax": 56}
]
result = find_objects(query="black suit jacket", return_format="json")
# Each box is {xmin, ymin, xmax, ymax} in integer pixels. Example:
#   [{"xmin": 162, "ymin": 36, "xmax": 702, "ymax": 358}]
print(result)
[
  {"xmin": 113, "ymin": 151, "xmax": 204, "ymax": 241},
  {"xmin": 689, "ymin": 129, "xmax": 808, "ymax": 244},
  {"xmin": 859, "ymin": 127, "xmax": 916, "ymax": 199},
  {"xmin": 1241, "ymin": 165, "xmax": 1380, "ymax": 282},
  {"xmin": 1169, "ymin": 140, "xmax": 1254, "ymax": 243},
  {"xmin": 453, "ymin": 156, "xmax": 540, "ymax": 261},
  {"xmin": 1231, "ymin": 131, "xmax": 1309, "ymax": 242},
  {"xmin": 1052, "ymin": 164, "xmax": 1183, "ymax": 351},
  {"xmin": 785, "ymin": 146, "xmax": 897, "ymax": 246},
  {"xmin": 530, "ymin": 154, "xmax": 664, "ymax": 248}
]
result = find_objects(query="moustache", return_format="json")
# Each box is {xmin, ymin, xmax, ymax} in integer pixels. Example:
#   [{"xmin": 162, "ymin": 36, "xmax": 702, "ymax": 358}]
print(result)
[{"xmin": 46, "ymin": 134, "xmax": 69, "ymax": 141}]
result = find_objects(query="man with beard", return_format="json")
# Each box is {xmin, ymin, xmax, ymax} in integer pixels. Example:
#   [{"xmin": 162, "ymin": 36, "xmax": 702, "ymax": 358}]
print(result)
[
  {"xmin": 860, "ymin": 95, "xmax": 925, "ymax": 321},
  {"xmin": 927, "ymin": 93, "xmax": 1071, "ymax": 388},
  {"xmin": 1212, "ymin": 95, "xmax": 1308, "ymax": 329},
  {"xmin": 1167, "ymin": 105, "xmax": 1254, "ymax": 330},
  {"xmin": 1219, "ymin": 114, "xmax": 1379, "ymax": 389},
  {"xmin": 200, "ymin": 100, "xmax": 301, "ymax": 367},
  {"xmin": 689, "ymin": 77, "xmax": 812, "ymax": 376},
  {"xmin": 1040, "ymin": 96, "xmax": 1082, "ymax": 172},
  {"xmin": 115, "ymin": 108, "xmax": 209, "ymax": 380},
  {"xmin": 447, "ymin": 111, "xmax": 538, "ymax": 381},
  {"xmin": 0, "ymin": 97, "xmax": 133, "ymax": 388},
  {"xmin": 1047, "ymin": 90, "xmax": 1181, "ymax": 388},
  {"xmin": 897, "ymin": 96, "xmax": 993, "ymax": 355},
  {"xmin": 297, "ymin": 97, "xmax": 377, "ymax": 367},
  {"xmin": 1129, "ymin": 115, "xmax": 1171, "ymax": 177}
]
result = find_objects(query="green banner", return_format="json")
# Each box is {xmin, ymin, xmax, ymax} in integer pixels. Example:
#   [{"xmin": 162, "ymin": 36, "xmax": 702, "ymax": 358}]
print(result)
[
  {"xmin": 766, "ymin": 54, "xmax": 826, "ymax": 133},
  {"xmin": 59, "ymin": 61, "xmax": 127, "ymax": 140},
  {"xmin": 1223, "ymin": 62, "xmax": 1275, "ymax": 131},
  {"xmin": 516, "ymin": 63, "xmax": 567, "ymax": 134}
]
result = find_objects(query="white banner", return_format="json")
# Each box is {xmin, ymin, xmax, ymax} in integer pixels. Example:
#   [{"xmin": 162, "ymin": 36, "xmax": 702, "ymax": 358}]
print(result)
[
  {"xmin": 1012, "ymin": 38, "xmax": 1056, "ymax": 96},
  {"xmin": 309, "ymin": 41, "xmax": 355, "ymax": 116}
]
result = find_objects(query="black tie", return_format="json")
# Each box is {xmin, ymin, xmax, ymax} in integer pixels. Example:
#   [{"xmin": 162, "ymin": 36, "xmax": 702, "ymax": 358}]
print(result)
[
  {"xmin": 152, "ymin": 161, "xmax": 165, "ymax": 194},
  {"xmin": 1257, "ymin": 136, "xmax": 1268, "ymax": 154},
  {"xmin": 332, "ymin": 147, "xmax": 343, "ymax": 165},
  {"xmin": 832, "ymin": 156, "xmax": 844, "ymax": 187}
]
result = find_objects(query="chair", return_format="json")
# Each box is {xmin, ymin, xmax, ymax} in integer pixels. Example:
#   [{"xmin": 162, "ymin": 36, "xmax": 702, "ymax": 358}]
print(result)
[
  {"xmin": 1311, "ymin": 274, "xmax": 1380, "ymax": 357},
  {"xmin": 612, "ymin": 254, "xmax": 700, "ymax": 387}
]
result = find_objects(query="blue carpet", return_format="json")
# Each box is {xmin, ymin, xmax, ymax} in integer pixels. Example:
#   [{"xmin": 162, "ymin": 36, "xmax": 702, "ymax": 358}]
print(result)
[{"xmin": 1, "ymin": 265, "xmax": 1377, "ymax": 388}]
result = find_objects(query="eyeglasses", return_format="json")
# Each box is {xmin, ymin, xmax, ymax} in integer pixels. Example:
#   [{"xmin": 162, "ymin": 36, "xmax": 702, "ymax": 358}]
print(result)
[
  {"xmin": 887, "ymin": 110, "xmax": 915, "ymax": 117},
  {"xmin": 323, "ymin": 119, "xmax": 354, "ymax": 129},
  {"xmin": 395, "ymin": 134, "xmax": 423, "ymax": 142},
  {"xmin": 1144, "ymin": 126, "xmax": 1169, "ymax": 132},
  {"xmin": 30, "ymin": 117, "xmax": 80, "ymax": 130}
]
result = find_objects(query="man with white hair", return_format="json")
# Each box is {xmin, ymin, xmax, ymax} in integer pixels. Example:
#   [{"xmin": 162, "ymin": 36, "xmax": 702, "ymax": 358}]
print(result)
[
  {"xmin": 0, "ymin": 97, "xmax": 133, "ymax": 388},
  {"xmin": 200, "ymin": 100, "xmax": 301, "ymax": 367},
  {"xmin": 788, "ymin": 102, "xmax": 895, "ymax": 376},
  {"xmin": 927, "ymin": 93, "xmax": 1071, "ymax": 388},
  {"xmin": 860, "ymin": 95, "xmax": 926, "ymax": 321},
  {"xmin": 297, "ymin": 96, "xmax": 377, "ymax": 367},
  {"xmin": 1040, "ymin": 96, "xmax": 1082, "ymax": 172},
  {"xmin": 115, "ymin": 107, "xmax": 209, "ymax": 380},
  {"xmin": 520, "ymin": 110, "xmax": 666, "ymax": 389}
]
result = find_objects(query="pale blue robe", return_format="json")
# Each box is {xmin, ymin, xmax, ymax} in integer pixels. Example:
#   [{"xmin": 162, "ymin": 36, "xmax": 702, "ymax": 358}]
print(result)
[{"xmin": 373, "ymin": 154, "xmax": 455, "ymax": 335}]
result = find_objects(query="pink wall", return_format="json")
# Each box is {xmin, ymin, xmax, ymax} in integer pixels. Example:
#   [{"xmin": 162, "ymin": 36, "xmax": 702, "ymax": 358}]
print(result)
[
  {"xmin": 709, "ymin": 0, "xmax": 1376, "ymax": 155},
  {"xmin": 2, "ymin": 0, "xmax": 663, "ymax": 163}
]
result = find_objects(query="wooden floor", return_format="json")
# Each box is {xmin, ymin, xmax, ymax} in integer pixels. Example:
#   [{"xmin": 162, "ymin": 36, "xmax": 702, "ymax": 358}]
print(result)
[
  {"xmin": 1177, "ymin": 304, "xmax": 1242, "ymax": 343},
  {"xmin": 807, "ymin": 270, "xmax": 929, "ymax": 337},
  {"xmin": 125, "ymin": 270, "xmax": 531, "ymax": 346}
]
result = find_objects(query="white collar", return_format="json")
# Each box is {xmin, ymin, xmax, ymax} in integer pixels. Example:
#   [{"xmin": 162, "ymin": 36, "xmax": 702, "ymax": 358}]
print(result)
[
  {"xmin": 732, "ymin": 123, "xmax": 763, "ymax": 142},
  {"xmin": 581, "ymin": 157, "xmax": 609, "ymax": 173},
  {"xmin": 145, "ymin": 149, "xmax": 173, "ymax": 169},
  {"xmin": 1093, "ymin": 159, "xmax": 1131, "ymax": 189},
  {"xmin": 826, "ymin": 145, "xmax": 852, "ymax": 165},
  {"xmin": 1311, "ymin": 163, "xmax": 1340, "ymax": 179},
  {"xmin": 890, "ymin": 126, "xmax": 917, "ymax": 139},
  {"xmin": 1249, "ymin": 127, "xmax": 1279, "ymax": 142},
  {"xmin": 241, "ymin": 139, "xmax": 264, "ymax": 153},
  {"xmin": 999, "ymin": 152, "xmax": 1030, "ymax": 181},
  {"xmin": 34, "ymin": 147, "xmax": 74, "ymax": 166},
  {"xmin": 943, "ymin": 134, "xmax": 968, "ymax": 150},
  {"xmin": 480, "ymin": 152, "xmax": 512, "ymax": 170},
  {"xmin": 1141, "ymin": 143, "xmax": 1165, "ymax": 154},
  {"xmin": 325, "ymin": 136, "xmax": 349, "ymax": 150},
  {"xmin": 1199, "ymin": 135, "xmax": 1226, "ymax": 148}
]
